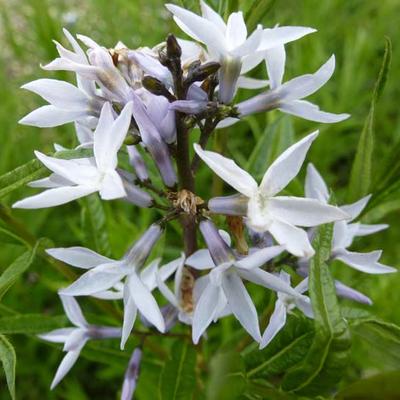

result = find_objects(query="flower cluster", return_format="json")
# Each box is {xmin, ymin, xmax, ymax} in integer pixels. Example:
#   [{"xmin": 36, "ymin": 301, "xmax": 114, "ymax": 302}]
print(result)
[{"xmin": 14, "ymin": 1, "xmax": 395, "ymax": 397}]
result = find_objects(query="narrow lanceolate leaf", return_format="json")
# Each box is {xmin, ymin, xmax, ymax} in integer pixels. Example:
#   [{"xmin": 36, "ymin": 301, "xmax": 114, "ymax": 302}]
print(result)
[
  {"xmin": 0, "ymin": 242, "xmax": 39, "ymax": 301},
  {"xmin": 348, "ymin": 37, "xmax": 392, "ymax": 202},
  {"xmin": 81, "ymin": 193, "xmax": 111, "ymax": 257},
  {"xmin": 207, "ymin": 351, "xmax": 247, "ymax": 400},
  {"xmin": 0, "ymin": 148, "xmax": 92, "ymax": 199},
  {"xmin": 0, "ymin": 335, "xmax": 16, "ymax": 400},
  {"xmin": 244, "ymin": 316, "xmax": 314, "ymax": 380},
  {"xmin": 282, "ymin": 223, "xmax": 351, "ymax": 396},
  {"xmin": 245, "ymin": 0, "xmax": 276, "ymax": 31},
  {"xmin": 0, "ymin": 314, "xmax": 67, "ymax": 334},
  {"xmin": 159, "ymin": 341, "xmax": 196, "ymax": 400}
]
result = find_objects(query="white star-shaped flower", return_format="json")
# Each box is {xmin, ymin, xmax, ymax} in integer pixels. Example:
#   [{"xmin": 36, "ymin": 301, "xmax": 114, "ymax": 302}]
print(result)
[
  {"xmin": 13, "ymin": 102, "xmax": 132, "ymax": 209},
  {"xmin": 196, "ymin": 131, "xmax": 349, "ymax": 257}
]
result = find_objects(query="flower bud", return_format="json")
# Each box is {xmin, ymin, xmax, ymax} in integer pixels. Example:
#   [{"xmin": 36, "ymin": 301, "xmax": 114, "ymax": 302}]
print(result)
[
  {"xmin": 124, "ymin": 181, "xmax": 153, "ymax": 208},
  {"xmin": 199, "ymin": 219, "xmax": 234, "ymax": 265},
  {"xmin": 121, "ymin": 348, "xmax": 143, "ymax": 400},
  {"xmin": 142, "ymin": 76, "xmax": 173, "ymax": 99},
  {"xmin": 208, "ymin": 194, "xmax": 248, "ymax": 216},
  {"xmin": 186, "ymin": 62, "xmax": 221, "ymax": 84},
  {"xmin": 166, "ymin": 34, "xmax": 182, "ymax": 59},
  {"xmin": 127, "ymin": 145, "xmax": 149, "ymax": 182}
]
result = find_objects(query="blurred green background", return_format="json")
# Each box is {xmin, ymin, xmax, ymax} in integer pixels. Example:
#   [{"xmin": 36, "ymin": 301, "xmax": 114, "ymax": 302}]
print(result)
[{"xmin": 0, "ymin": 0, "xmax": 399, "ymax": 398}]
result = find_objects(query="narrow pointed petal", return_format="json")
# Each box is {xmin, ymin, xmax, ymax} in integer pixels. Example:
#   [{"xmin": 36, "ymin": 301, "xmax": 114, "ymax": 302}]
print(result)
[
  {"xmin": 63, "ymin": 329, "xmax": 87, "ymax": 351},
  {"xmin": 268, "ymin": 197, "xmax": 348, "ymax": 227},
  {"xmin": 50, "ymin": 345, "xmax": 86, "ymax": 390},
  {"xmin": 295, "ymin": 296, "xmax": 314, "ymax": 318},
  {"xmin": 341, "ymin": 195, "xmax": 371, "ymax": 221},
  {"xmin": 165, "ymin": 4, "xmax": 226, "ymax": 54},
  {"xmin": 260, "ymin": 131, "xmax": 319, "ymax": 197},
  {"xmin": 335, "ymin": 250, "xmax": 396, "ymax": 274},
  {"xmin": 335, "ymin": 280, "xmax": 372, "ymax": 305},
  {"xmin": 139, "ymin": 259, "xmax": 161, "ymax": 290},
  {"xmin": 226, "ymin": 12, "xmax": 247, "ymax": 49},
  {"xmin": 60, "ymin": 295, "xmax": 87, "ymax": 327},
  {"xmin": 22, "ymin": 79, "xmax": 88, "ymax": 110},
  {"xmin": 222, "ymin": 272, "xmax": 261, "ymax": 342},
  {"xmin": 192, "ymin": 282, "xmax": 221, "ymax": 344},
  {"xmin": 260, "ymin": 300, "xmax": 286, "ymax": 349},
  {"xmin": 194, "ymin": 144, "xmax": 257, "ymax": 196},
  {"xmin": 46, "ymin": 247, "xmax": 113, "ymax": 269},
  {"xmin": 99, "ymin": 170, "xmax": 127, "ymax": 200},
  {"xmin": 279, "ymin": 55, "xmax": 335, "ymax": 101},
  {"xmin": 305, "ymin": 163, "xmax": 329, "ymax": 202},
  {"xmin": 231, "ymin": 27, "xmax": 263, "ymax": 58},
  {"xmin": 356, "ymin": 223, "xmax": 388, "ymax": 236},
  {"xmin": 236, "ymin": 76, "xmax": 269, "ymax": 89},
  {"xmin": 38, "ymin": 328, "xmax": 75, "ymax": 343},
  {"xmin": 235, "ymin": 245, "xmax": 284, "ymax": 270},
  {"xmin": 13, "ymin": 185, "xmax": 96, "ymax": 209},
  {"xmin": 75, "ymin": 122, "xmax": 93, "ymax": 145},
  {"xmin": 259, "ymin": 26, "xmax": 316, "ymax": 51},
  {"xmin": 60, "ymin": 263, "xmax": 127, "ymax": 296},
  {"xmin": 265, "ymin": 45, "xmax": 286, "ymax": 89},
  {"xmin": 123, "ymin": 181, "xmax": 153, "ymax": 208},
  {"xmin": 159, "ymin": 254, "xmax": 185, "ymax": 283},
  {"xmin": 156, "ymin": 272, "xmax": 179, "ymax": 307},
  {"xmin": 19, "ymin": 105, "xmax": 88, "ymax": 128},
  {"xmin": 94, "ymin": 102, "xmax": 133, "ymax": 171},
  {"xmin": 121, "ymin": 285, "xmax": 138, "ymax": 350},
  {"xmin": 269, "ymin": 219, "xmax": 314, "ymax": 257},
  {"xmin": 186, "ymin": 249, "xmax": 215, "ymax": 270},
  {"xmin": 279, "ymin": 100, "xmax": 350, "ymax": 123},
  {"xmin": 239, "ymin": 267, "xmax": 301, "ymax": 298},
  {"xmin": 200, "ymin": 0, "xmax": 226, "ymax": 32},
  {"xmin": 128, "ymin": 273, "xmax": 165, "ymax": 332}
]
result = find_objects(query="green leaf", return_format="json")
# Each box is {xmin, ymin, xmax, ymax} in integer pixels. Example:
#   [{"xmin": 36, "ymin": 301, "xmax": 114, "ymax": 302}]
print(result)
[
  {"xmin": 351, "ymin": 319, "xmax": 400, "ymax": 367},
  {"xmin": 0, "ymin": 227, "xmax": 29, "ymax": 247},
  {"xmin": 81, "ymin": 193, "xmax": 111, "ymax": 257},
  {"xmin": 0, "ymin": 314, "xmax": 67, "ymax": 334},
  {"xmin": 245, "ymin": 316, "xmax": 314, "ymax": 380},
  {"xmin": 282, "ymin": 224, "xmax": 351, "ymax": 396},
  {"xmin": 159, "ymin": 340, "xmax": 196, "ymax": 400},
  {"xmin": 348, "ymin": 37, "xmax": 392, "ymax": 202},
  {"xmin": 0, "ymin": 148, "xmax": 92, "ymax": 200},
  {"xmin": 0, "ymin": 335, "xmax": 16, "ymax": 400},
  {"xmin": 0, "ymin": 242, "xmax": 39, "ymax": 301},
  {"xmin": 207, "ymin": 351, "xmax": 247, "ymax": 400},
  {"xmin": 245, "ymin": 0, "xmax": 276, "ymax": 31},
  {"xmin": 336, "ymin": 371, "xmax": 400, "ymax": 400}
]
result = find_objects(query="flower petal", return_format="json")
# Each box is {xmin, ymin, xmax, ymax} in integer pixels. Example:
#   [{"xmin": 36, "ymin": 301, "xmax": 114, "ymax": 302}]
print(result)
[
  {"xmin": 192, "ymin": 281, "xmax": 221, "ymax": 344},
  {"xmin": 335, "ymin": 280, "xmax": 372, "ymax": 305},
  {"xmin": 60, "ymin": 295, "xmax": 87, "ymax": 327},
  {"xmin": 165, "ymin": 4, "xmax": 226, "ymax": 55},
  {"xmin": 139, "ymin": 259, "xmax": 161, "ymax": 290},
  {"xmin": 235, "ymin": 245, "xmax": 284, "ymax": 270},
  {"xmin": 340, "ymin": 195, "xmax": 371, "ymax": 221},
  {"xmin": 99, "ymin": 170, "xmax": 127, "ymax": 200},
  {"xmin": 334, "ymin": 249, "xmax": 396, "ymax": 274},
  {"xmin": 194, "ymin": 144, "xmax": 257, "ymax": 197},
  {"xmin": 46, "ymin": 247, "xmax": 114, "ymax": 269},
  {"xmin": 222, "ymin": 272, "xmax": 261, "ymax": 341},
  {"xmin": 268, "ymin": 197, "xmax": 348, "ymax": 227},
  {"xmin": 269, "ymin": 219, "xmax": 314, "ymax": 257},
  {"xmin": 260, "ymin": 131, "xmax": 319, "ymax": 197},
  {"xmin": 186, "ymin": 249, "xmax": 215, "ymax": 270},
  {"xmin": 259, "ymin": 300, "xmax": 286, "ymax": 349},
  {"xmin": 278, "ymin": 55, "xmax": 335, "ymax": 101},
  {"xmin": 19, "ymin": 105, "xmax": 88, "ymax": 128},
  {"xmin": 305, "ymin": 163, "xmax": 329, "ymax": 202},
  {"xmin": 265, "ymin": 45, "xmax": 286, "ymax": 89},
  {"xmin": 38, "ymin": 328, "xmax": 75, "ymax": 343},
  {"xmin": 279, "ymin": 100, "xmax": 350, "ymax": 123},
  {"xmin": 226, "ymin": 11, "xmax": 247, "ymax": 49},
  {"xmin": 22, "ymin": 79, "xmax": 88, "ymax": 110},
  {"xmin": 200, "ymin": 0, "xmax": 226, "ymax": 32},
  {"xmin": 259, "ymin": 26, "xmax": 316, "ymax": 51},
  {"xmin": 60, "ymin": 262, "xmax": 127, "ymax": 296},
  {"xmin": 128, "ymin": 273, "xmax": 165, "ymax": 332},
  {"xmin": 13, "ymin": 185, "xmax": 96, "ymax": 209},
  {"xmin": 121, "ymin": 285, "xmax": 138, "ymax": 350},
  {"xmin": 50, "ymin": 344, "xmax": 86, "ymax": 390},
  {"xmin": 356, "ymin": 223, "xmax": 388, "ymax": 237}
]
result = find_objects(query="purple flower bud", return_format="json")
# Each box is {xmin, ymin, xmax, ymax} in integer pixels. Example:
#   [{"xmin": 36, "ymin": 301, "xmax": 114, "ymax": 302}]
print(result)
[
  {"xmin": 121, "ymin": 348, "xmax": 142, "ymax": 400},
  {"xmin": 127, "ymin": 145, "xmax": 149, "ymax": 182},
  {"xmin": 88, "ymin": 326, "xmax": 122, "ymax": 339},
  {"xmin": 199, "ymin": 220, "xmax": 234, "ymax": 265},
  {"xmin": 236, "ymin": 91, "xmax": 280, "ymax": 116},
  {"xmin": 169, "ymin": 100, "xmax": 208, "ymax": 114},
  {"xmin": 131, "ymin": 94, "xmax": 177, "ymax": 187},
  {"xmin": 141, "ymin": 304, "xmax": 178, "ymax": 332},
  {"xmin": 208, "ymin": 194, "xmax": 248, "ymax": 216},
  {"xmin": 124, "ymin": 224, "xmax": 163, "ymax": 267},
  {"xmin": 124, "ymin": 181, "xmax": 153, "ymax": 208}
]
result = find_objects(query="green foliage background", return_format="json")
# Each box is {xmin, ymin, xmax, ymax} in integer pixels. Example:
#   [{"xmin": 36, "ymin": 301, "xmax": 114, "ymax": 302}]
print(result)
[{"xmin": 0, "ymin": 0, "xmax": 400, "ymax": 398}]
